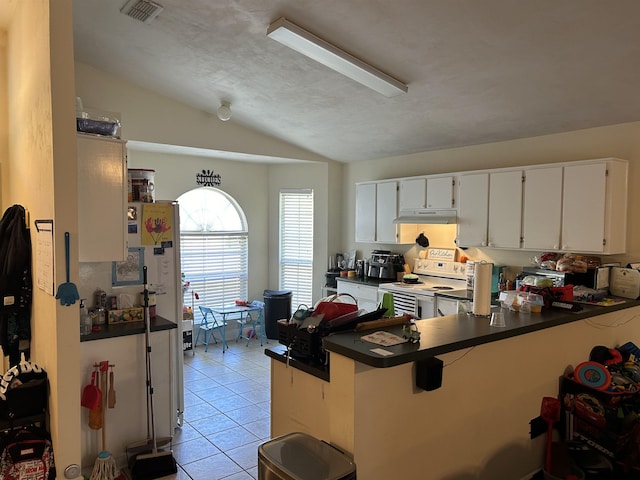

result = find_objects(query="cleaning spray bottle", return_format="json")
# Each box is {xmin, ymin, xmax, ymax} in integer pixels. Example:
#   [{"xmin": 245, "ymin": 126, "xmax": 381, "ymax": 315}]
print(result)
[{"xmin": 80, "ymin": 299, "xmax": 91, "ymax": 336}]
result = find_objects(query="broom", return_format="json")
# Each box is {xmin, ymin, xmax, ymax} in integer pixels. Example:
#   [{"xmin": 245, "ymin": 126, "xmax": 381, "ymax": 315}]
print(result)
[{"xmin": 130, "ymin": 267, "xmax": 177, "ymax": 480}]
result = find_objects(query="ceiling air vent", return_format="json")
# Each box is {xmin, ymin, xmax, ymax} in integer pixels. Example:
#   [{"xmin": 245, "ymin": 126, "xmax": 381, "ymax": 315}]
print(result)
[{"xmin": 120, "ymin": 0, "xmax": 164, "ymax": 24}]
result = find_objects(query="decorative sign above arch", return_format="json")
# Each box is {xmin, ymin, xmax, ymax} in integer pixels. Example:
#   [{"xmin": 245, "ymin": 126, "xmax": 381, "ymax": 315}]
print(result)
[{"xmin": 196, "ymin": 169, "xmax": 222, "ymax": 187}]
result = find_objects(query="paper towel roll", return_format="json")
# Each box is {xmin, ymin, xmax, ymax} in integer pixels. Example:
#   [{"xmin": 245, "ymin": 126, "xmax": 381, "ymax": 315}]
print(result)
[{"xmin": 472, "ymin": 262, "xmax": 493, "ymax": 316}]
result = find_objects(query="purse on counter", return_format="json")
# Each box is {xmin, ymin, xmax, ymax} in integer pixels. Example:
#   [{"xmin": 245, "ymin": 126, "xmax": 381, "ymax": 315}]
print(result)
[{"xmin": 313, "ymin": 293, "xmax": 358, "ymax": 322}]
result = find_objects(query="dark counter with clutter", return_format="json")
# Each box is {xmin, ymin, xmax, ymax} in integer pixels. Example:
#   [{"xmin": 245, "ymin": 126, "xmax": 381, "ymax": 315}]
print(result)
[{"xmin": 266, "ymin": 296, "xmax": 640, "ymax": 375}]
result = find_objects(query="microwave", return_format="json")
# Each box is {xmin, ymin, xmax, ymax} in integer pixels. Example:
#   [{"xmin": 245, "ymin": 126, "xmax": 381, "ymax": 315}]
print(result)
[{"xmin": 521, "ymin": 266, "xmax": 611, "ymax": 290}]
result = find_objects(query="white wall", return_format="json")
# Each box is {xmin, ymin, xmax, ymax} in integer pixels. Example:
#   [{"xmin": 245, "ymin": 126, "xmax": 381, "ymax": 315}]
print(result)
[
  {"xmin": 128, "ymin": 150, "xmax": 271, "ymax": 301},
  {"xmin": 76, "ymin": 63, "xmax": 343, "ymax": 305},
  {"xmin": 343, "ymin": 122, "xmax": 640, "ymax": 274},
  {"xmin": 74, "ymin": 62, "xmax": 331, "ymax": 163},
  {"xmin": 268, "ymin": 161, "xmax": 342, "ymax": 301},
  {"xmin": 3, "ymin": 0, "xmax": 82, "ymax": 475}
]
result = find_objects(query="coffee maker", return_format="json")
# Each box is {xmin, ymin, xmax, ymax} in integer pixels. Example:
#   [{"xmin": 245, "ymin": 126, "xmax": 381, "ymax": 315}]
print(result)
[{"xmin": 368, "ymin": 250, "xmax": 404, "ymax": 280}]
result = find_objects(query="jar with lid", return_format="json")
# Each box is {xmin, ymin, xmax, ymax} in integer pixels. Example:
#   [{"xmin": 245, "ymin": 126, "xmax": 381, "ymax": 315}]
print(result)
[
  {"xmin": 94, "ymin": 287, "xmax": 107, "ymax": 310},
  {"xmin": 93, "ymin": 308, "xmax": 106, "ymax": 326}
]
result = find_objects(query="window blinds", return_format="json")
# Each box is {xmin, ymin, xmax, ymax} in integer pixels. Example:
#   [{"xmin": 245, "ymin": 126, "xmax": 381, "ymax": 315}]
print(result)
[
  {"xmin": 181, "ymin": 232, "xmax": 248, "ymax": 323},
  {"xmin": 279, "ymin": 190, "xmax": 314, "ymax": 307}
]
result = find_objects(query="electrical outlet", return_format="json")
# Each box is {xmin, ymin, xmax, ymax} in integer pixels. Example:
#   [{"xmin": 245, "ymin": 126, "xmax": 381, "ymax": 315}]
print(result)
[{"xmin": 529, "ymin": 415, "xmax": 548, "ymax": 439}]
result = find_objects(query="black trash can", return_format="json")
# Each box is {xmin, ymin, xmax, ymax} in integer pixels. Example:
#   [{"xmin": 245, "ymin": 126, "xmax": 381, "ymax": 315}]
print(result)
[
  {"xmin": 263, "ymin": 289, "xmax": 293, "ymax": 340},
  {"xmin": 258, "ymin": 432, "xmax": 356, "ymax": 480}
]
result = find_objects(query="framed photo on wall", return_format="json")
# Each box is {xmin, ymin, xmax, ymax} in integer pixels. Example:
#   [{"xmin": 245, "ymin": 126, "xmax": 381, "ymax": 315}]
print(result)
[{"xmin": 112, "ymin": 247, "xmax": 144, "ymax": 286}]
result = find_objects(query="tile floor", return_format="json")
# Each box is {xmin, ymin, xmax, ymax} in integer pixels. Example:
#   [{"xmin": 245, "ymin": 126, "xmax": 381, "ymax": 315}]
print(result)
[{"xmin": 168, "ymin": 331, "xmax": 272, "ymax": 480}]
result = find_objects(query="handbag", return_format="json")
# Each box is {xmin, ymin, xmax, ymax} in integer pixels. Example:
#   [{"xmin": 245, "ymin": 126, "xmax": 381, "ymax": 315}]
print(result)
[{"xmin": 313, "ymin": 293, "xmax": 358, "ymax": 322}]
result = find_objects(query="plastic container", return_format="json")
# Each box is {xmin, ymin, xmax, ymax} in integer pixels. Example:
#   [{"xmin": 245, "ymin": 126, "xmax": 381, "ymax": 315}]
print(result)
[
  {"xmin": 258, "ymin": 432, "xmax": 356, "ymax": 480},
  {"xmin": 128, "ymin": 169, "xmax": 155, "ymax": 203},
  {"xmin": 76, "ymin": 106, "xmax": 121, "ymax": 137},
  {"xmin": 517, "ymin": 292, "xmax": 544, "ymax": 313}
]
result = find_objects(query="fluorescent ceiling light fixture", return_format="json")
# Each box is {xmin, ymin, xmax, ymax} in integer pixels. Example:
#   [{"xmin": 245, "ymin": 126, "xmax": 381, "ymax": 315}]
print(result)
[{"xmin": 267, "ymin": 17, "xmax": 408, "ymax": 97}]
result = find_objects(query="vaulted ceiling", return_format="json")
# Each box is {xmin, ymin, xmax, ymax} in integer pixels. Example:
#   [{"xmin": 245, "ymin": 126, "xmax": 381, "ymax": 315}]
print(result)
[{"xmin": 68, "ymin": 1, "xmax": 640, "ymax": 162}]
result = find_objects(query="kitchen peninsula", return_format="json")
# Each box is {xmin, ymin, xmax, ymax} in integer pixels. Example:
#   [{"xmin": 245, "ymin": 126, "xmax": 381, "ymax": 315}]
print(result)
[{"xmin": 267, "ymin": 301, "xmax": 640, "ymax": 479}]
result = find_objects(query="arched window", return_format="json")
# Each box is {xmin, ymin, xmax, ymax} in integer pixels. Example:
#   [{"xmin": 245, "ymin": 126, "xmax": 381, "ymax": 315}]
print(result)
[{"xmin": 178, "ymin": 188, "xmax": 248, "ymax": 324}]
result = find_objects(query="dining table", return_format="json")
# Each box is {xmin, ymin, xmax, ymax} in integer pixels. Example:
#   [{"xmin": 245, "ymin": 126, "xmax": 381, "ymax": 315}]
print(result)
[{"xmin": 211, "ymin": 303, "xmax": 264, "ymax": 352}]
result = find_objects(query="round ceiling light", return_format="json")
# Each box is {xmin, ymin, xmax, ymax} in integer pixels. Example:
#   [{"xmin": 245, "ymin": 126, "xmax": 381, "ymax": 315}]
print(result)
[{"xmin": 217, "ymin": 101, "xmax": 231, "ymax": 121}]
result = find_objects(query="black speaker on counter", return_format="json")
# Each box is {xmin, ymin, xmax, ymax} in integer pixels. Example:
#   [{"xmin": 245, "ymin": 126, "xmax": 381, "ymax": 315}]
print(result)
[{"xmin": 416, "ymin": 357, "xmax": 444, "ymax": 391}]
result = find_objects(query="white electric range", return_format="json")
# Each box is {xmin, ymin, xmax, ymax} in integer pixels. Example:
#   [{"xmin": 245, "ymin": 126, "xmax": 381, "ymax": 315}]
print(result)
[{"xmin": 378, "ymin": 259, "xmax": 469, "ymax": 318}]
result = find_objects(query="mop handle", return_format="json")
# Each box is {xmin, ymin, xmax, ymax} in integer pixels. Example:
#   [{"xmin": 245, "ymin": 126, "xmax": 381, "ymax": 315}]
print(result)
[{"xmin": 143, "ymin": 266, "xmax": 158, "ymax": 453}]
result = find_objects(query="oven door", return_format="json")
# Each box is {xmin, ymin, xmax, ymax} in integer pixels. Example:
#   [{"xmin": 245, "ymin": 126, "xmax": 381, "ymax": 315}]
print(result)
[
  {"xmin": 378, "ymin": 289, "xmax": 435, "ymax": 318},
  {"xmin": 436, "ymin": 296, "xmax": 461, "ymax": 316}
]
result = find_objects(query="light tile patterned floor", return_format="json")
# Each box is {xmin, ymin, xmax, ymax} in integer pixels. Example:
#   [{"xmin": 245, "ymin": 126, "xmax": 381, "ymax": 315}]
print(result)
[{"xmin": 167, "ymin": 332, "xmax": 272, "ymax": 480}]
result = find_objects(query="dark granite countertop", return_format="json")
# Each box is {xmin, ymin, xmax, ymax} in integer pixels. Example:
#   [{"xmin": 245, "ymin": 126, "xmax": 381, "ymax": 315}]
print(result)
[
  {"xmin": 322, "ymin": 298, "xmax": 640, "ymax": 368},
  {"xmin": 80, "ymin": 314, "xmax": 176, "ymax": 342},
  {"xmin": 265, "ymin": 344, "xmax": 330, "ymax": 381},
  {"xmin": 336, "ymin": 277, "xmax": 394, "ymax": 287}
]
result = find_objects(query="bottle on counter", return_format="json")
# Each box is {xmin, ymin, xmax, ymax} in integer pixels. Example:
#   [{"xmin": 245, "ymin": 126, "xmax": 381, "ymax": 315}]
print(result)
[
  {"xmin": 498, "ymin": 273, "xmax": 507, "ymax": 291},
  {"xmin": 80, "ymin": 299, "xmax": 91, "ymax": 336}
]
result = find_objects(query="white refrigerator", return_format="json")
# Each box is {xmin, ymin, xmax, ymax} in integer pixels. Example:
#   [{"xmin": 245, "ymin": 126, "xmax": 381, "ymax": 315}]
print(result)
[
  {"xmin": 126, "ymin": 200, "xmax": 185, "ymax": 429},
  {"xmin": 79, "ymin": 200, "xmax": 185, "ymax": 468}
]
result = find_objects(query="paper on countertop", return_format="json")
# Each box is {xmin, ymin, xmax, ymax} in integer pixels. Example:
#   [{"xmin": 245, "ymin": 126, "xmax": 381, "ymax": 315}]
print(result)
[{"xmin": 361, "ymin": 331, "xmax": 406, "ymax": 347}]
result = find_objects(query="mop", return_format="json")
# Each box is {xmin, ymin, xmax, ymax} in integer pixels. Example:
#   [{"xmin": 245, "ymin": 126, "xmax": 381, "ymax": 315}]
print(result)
[
  {"xmin": 129, "ymin": 267, "xmax": 177, "ymax": 480},
  {"xmin": 89, "ymin": 361, "xmax": 120, "ymax": 480}
]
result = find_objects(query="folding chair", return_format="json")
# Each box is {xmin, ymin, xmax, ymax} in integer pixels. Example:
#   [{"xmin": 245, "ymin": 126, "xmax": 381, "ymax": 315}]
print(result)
[
  {"xmin": 236, "ymin": 300, "xmax": 267, "ymax": 346},
  {"xmin": 195, "ymin": 306, "xmax": 227, "ymax": 352}
]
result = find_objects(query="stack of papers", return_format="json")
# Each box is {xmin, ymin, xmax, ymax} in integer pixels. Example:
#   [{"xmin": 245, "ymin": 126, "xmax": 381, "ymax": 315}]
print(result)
[{"xmin": 360, "ymin": 331, "xmax": 406, "ymax": 347}]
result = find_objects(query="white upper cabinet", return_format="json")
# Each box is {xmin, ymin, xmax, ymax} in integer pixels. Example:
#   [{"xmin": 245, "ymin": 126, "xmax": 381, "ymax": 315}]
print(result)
[
  {"xmin": 456, "ymin": 173, "xmax": 489, "ymax": 247},
  {"xmin": 357, "ymin": 158, "xmax": 627, "ymax": 253},
  {"xmin": 399, "ymin": 178, "xmax": 426, "ymax": 210},
  {"xmin": 376, "ymin": 181, "xmax": 400, "ymax": 243},
  {"xmin": 522, "ymin": 166, "xmax": 563, "ymax": 250},
  {"xmin": 561, "ymin": 160, "xmax": 627, "ymax": 254},
  {"xmin": 487, "ymin": 170, "xmax": 523, "ymax": 248},
  {"xmin": 426, "ymin": 176, "xmax": 455, "ymax": 209},
  {"xmin": 399, "ymin": 176, "xmax": 455, "ymax": 211},
  {"xmin": 77, "ymin": 133, "xmax": 127, "ymax": 262},
  {"xmin": 356, "ymin": 181, "xmax": 415, "ymax": 244},
  {"xmin": 355, "ymin": 183, "xmax": 376, "ymax": 243}
]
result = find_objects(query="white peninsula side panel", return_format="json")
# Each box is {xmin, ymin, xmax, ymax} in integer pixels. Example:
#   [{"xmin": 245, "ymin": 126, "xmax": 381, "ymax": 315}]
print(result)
[{"xmin": 271, "ymin": 306, "xmax": 640, "ymax": 479}]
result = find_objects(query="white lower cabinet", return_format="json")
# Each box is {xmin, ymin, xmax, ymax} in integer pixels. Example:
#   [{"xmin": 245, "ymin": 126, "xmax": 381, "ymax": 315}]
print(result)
[
  {"xmin": 336, "ymin": 279, "xmax": 378, "ymax": 312},
  {"xmin": 270, "ymin": 360, "xmax": 330, "ymax": 439}
]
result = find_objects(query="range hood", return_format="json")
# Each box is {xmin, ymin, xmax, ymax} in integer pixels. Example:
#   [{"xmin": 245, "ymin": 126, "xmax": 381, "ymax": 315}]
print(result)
[{"xmin": 393, "ymin": 209, "xmax": 457, "ymax": 225}]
